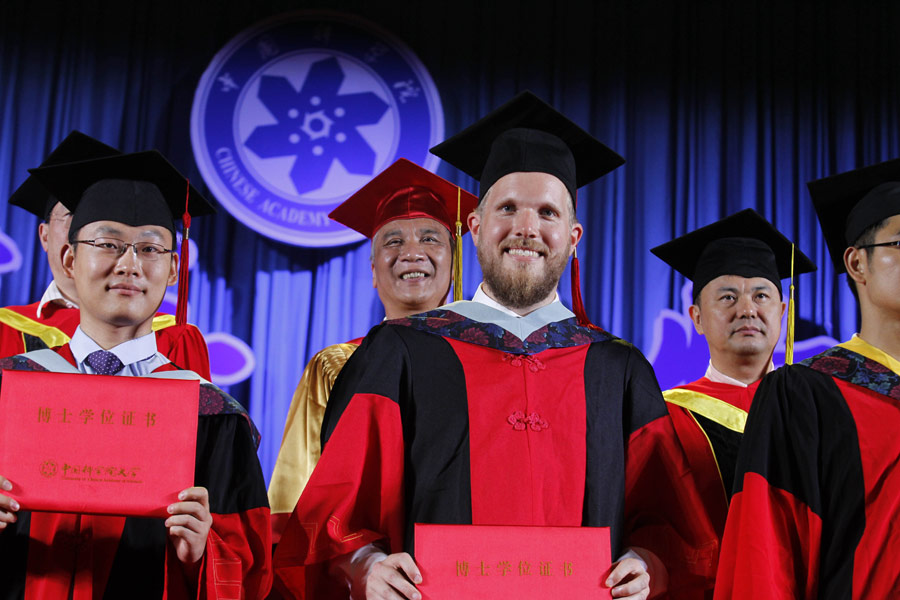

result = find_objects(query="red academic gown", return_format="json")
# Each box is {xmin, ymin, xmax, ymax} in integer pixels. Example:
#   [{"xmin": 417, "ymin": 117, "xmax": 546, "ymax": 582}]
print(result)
[
  {"xmin": 664, "ymin": 377, "xmax": 759, "ymax": 599},
  {"xmin": 0, "ymin": 345, "xmax": 272, "ymax": 599},
  {"xmin": 0, "ymin": 301, "xmax": 211, "ymax": 379},
  {"xmin": 715, "ymin": 343, "xmax": 900, "ymax": 598},
  {"xmin": 273, "ymin": 306, "xmax": 718, "ymax": 598}
]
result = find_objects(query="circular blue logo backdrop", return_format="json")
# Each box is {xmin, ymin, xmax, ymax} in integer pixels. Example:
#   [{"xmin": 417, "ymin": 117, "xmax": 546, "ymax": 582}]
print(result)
[{"xmin": 191, "ymin": 11, "xmax": 444, "ymax": 247}]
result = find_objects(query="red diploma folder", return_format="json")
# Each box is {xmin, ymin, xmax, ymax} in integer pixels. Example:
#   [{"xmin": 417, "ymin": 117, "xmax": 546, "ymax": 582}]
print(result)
[
  {"xmin": 0, "ymin": 370, "xmax": 199, "ymax": 517},
  {"xmin": 415, "ymin": 524, "xmax": 612, "ymax": 599}
]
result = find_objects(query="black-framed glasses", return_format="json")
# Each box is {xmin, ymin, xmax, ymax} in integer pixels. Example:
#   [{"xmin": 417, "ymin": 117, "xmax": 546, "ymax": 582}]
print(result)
[
  {"xmin": 857, "ymin": 240, "xmax": 900, "ymax": 251},
  {"xmin": 74, "ymin": 238, "xmax": 174, "ymax": 261}
]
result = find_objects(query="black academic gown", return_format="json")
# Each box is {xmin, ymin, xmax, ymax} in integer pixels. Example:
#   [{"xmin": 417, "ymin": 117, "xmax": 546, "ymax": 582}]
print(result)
[{"xmin": 716, "ymin": 339, "xmax": 900, "ymax": 599}]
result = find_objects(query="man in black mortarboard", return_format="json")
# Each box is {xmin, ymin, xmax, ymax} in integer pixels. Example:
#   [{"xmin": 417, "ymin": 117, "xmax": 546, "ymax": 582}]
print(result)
[
  {"xmin": 651, "ymin": 209, "xmax": 816, "ymax": 599},
  {"xmin": 1, "ymin": 131, "xmax": 213, "ymax": 379},
  {"xmin": 0, "ymin": 151, "xmax": 272, "ymax": 598},
  {"xmin": 716, "ymin": 159, "xmax": 900, "ymax": 599},
  {"xmin": 274, "ymin": 92, "xmax": 718, "ymax": 600}
]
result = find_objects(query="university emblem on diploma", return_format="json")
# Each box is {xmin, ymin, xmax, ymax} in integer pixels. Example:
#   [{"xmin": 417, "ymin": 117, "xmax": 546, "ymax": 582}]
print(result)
[{"xmin": 190, "ymin": 11, "xmax": 444, "ymax": 246}]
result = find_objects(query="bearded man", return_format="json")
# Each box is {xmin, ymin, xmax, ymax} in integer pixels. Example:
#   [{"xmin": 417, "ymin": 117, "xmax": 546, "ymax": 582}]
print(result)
[{"xmin": 273, "ymin": 92, "xmax": 717, "ymax": 600}]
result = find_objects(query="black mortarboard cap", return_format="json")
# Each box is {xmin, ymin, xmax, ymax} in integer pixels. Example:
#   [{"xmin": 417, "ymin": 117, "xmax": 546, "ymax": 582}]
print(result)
[
  {"xmin": 651, "ymin": 209, "xmax": 816, "ymax": 301},
  {"xmin": 430, "ymin": 91, "xmax": 625, "ymax": 202},
  {"xmin": 8, "ymin": 131, "xmax": 120, "ymax": 220},
  {"xmin": 27, "ymin": 150, "xmax": 215, "ymax": 240},
  {"xmin": 806, "ymin": 158, "xmax": 900, "ymax": 273}
]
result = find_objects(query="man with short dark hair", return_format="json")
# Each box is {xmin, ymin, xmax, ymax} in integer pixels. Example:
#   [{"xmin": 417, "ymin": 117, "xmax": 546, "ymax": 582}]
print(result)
[
  {"xmin": 0, "ymin": 132, "xmax": 212, "ymax": 378},
  {"xmin": 651, "ymin": 209, "xmax": 815, "ymax": 598},
  {"xmin": 0, "ymin": 150, "xmax": 271, "ymax": 598},
  {"xmin": 715, "ymin": 159, "xmax": 900, "ymax": 598},
  {"xmin": 274, "ymin": 92, "xmax": 717, "ymax": 600}
]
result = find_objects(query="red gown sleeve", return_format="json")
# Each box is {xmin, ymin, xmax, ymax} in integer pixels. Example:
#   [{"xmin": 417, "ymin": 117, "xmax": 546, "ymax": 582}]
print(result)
[
  {"xmin": 155, "ymin": 323, "xmax": 212, "ymax": 380},
  {"xmin": 274, "ymin": 329, "xmax": 407, "ymax": 600},
  {"xmin": 163, "ymin": 507, "xmax": 273, "ymax": 599},
  {"xmin": 163, "ymin": 394, "xmax": 272, "ymax": 599},
  {"xmin": 273, "ymin": 394, "xmax": 405, "ymax": 599},
  {"xmin": 619, "ymin": 350, "xmax": 719, "ymax": 597},
  {"xmin": 0, "ymin": 321, "xmax": 26, "ymax": 358}
]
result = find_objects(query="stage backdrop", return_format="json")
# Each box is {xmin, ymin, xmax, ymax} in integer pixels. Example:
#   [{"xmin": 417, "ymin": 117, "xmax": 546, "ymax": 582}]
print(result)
[{"xmin": 1, "ymin": 1, "xmax": 899, "ymax": 482}]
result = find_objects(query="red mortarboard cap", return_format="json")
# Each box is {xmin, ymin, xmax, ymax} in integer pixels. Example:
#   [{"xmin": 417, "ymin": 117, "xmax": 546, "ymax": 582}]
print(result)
[{"xmin": 329, "ymin": 158, "xmax": 478, "ymax": 239}]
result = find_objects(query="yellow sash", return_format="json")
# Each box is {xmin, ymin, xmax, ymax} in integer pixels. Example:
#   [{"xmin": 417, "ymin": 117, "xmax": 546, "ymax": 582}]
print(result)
[
  {"xmin": 0, "ymin": 308, "xmax": 176, "ymax": 349},
  {"xmin": 663, "ymin": 388, "xmax": 748, "ymax": 433}
]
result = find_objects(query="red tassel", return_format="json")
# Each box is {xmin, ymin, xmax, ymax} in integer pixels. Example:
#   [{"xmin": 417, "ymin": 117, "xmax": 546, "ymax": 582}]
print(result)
[
  {"xmin": 569, "ymin": 189, "xmax": 601, "ymax": 331},
  {"xmin": 571, "ymin": 253, "xmax": 602, "ymax": 331},
  {"xmin": 175, "ymin": 180, "xmax": 191, "ymax": 326}
]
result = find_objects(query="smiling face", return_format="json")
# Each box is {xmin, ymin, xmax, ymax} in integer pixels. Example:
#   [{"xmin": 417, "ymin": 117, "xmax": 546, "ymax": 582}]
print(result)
[
  {"xmin": 62, "ymin": 220, "xmax": 178, "ymax": 338},
  {"xmin": 690, "ymin": 275, "xmax": 785, "ymax": 371},
  {"xmin": 468, "ymin": 171, "xmax": 582, "ymax": 314},
  {"xmin": 371, "ymin": 217, "xmax": 453, "ymax": 319}
]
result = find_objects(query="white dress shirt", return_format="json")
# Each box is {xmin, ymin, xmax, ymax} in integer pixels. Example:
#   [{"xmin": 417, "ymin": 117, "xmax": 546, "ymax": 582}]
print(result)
[
  {"xmin": 36, "ymin": 280, "xmax": 78, "ymax": 318},
  {"xmin": 471, "ymin": 282, "xmax": 561, "ymax": 317},
  {"xmin": 69, "ymin": 326, "xmax": 170, "ymax": 376},
  {"xmin": 704, "ymin": 360, "xmax": 774, "ymax": 388}
]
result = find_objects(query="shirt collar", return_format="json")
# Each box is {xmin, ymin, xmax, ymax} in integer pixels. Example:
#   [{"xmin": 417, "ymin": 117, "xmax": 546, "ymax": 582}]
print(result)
[
  {"xmin": 36, "ymin": 280, "xmax": 78, "ymax": 318},
  {"xmin": 704, "ymin": 360, "xmax": 774, "ymax": 388},
  {"xmin": 471, "ymin": 283, "xmax": 561, "ymax": 318},
  {"xmin": 70, "ymin": 326, "xmax": 160, "ymax": 370}
]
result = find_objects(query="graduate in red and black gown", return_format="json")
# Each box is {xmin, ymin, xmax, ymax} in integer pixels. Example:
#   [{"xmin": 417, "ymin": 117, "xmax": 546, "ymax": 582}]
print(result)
[
  {"xmin": 1, "ymin": 131, "xmax": 211, "ymax": 379},
  {"xmin": 715, "ymin": 159, "xmax": 900, "ymax": 598},
  {"xmin": 0, "ymin": 150, "xmax": 271, "ymax": 598},
  {"xmin": 649, "ymin": 209, "xmax": 816, "ymax": 599},
  {"xmin": 274, "ymin": 92, "xmax": 718, "ymax": 600}
]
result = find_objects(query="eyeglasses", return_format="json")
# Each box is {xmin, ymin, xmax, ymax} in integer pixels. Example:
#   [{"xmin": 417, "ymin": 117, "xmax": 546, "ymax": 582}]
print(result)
[
  {"xmin": 857, "ymin": 240, "xmax": 900, "ymax": 251},
  {"xmin": 73, "ymin": 237, "xmax": 174, "ymax": 261}
]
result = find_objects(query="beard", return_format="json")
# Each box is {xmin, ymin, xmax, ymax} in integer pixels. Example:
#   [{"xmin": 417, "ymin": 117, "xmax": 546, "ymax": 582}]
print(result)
[{"xmin": 478, "ymin": 238, "xmax": 571, "ymax": 309}]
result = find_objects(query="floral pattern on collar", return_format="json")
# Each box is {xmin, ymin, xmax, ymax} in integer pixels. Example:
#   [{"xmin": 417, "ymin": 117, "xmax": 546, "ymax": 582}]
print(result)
[
  {"xmin": 387, "ymin": 309, "xmax": 614, "ymax": 355},
  {"xmin": 802, "ymin": 345, "xmax": 900, "ymax": 401}
]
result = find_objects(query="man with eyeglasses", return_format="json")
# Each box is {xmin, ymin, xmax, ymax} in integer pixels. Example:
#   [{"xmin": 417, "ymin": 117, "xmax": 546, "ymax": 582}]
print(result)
[
  {"xmin": 1, "ymin": 132, "xmax": 212, "ymax": 379},
  {"xmin": 715, "ymin": 159, "xmax": 900, "ymax": 598},
  {"xmin": 0, "ymin": 150, "xmax": 271, "ymax": 598}
]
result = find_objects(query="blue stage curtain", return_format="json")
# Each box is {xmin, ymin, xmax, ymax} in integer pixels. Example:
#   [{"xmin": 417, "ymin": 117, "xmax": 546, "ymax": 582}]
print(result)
[{"xmin": 1, "ymin": 1, "xmax": 899, "ymax": 481}]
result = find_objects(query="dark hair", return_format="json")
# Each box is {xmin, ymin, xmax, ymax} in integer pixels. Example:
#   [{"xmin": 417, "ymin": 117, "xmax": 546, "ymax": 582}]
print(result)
[
  {"xmin": 847, "ymin": 217, "xmax": 890, "ymax": 300},
  {"xmin": 67, "ymin": 225, "xmax": 80, "ymax": 246}
]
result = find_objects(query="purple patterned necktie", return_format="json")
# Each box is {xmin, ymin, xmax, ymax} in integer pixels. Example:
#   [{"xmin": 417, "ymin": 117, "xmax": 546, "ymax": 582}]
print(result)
[{"xmin": 84, "ymin": 350, "xmax": 125, "ymax": 376}]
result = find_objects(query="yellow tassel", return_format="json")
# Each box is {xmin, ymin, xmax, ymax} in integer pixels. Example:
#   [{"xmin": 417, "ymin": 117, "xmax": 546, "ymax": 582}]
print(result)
[
  {"xmin": 453, "ymin": 187, "xmax": 463, "ymax": 302},
  {"xmin": 785, "ymin": 243, "xmax": 796, "ymax": 365}
]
